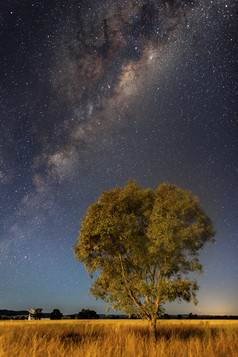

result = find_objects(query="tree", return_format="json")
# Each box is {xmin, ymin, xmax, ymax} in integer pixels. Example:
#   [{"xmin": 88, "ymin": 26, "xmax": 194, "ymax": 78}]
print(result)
[
  {"xmin": 28, "ymin": 308, "xmax": 43, "ymax": 320},
  {"xmin": 77, "ymin": 309, "xmax": 100, "ymax": 319},
  {"xmin": 188, "ymin": 312, "xmax": 198, "ymax": 319},
  {"xmin": 50, "ymin": 309, "xmax": 63, "ymax": 320},
  {"xmin": 74, "ymin": 181, "xmax": 215, "ymax": 339}
]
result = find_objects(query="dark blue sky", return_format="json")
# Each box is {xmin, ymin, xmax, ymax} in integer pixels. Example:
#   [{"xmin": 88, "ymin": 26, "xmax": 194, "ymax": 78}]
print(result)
[{"xmin": 1, "ymin": 0, "xmax": 237, "ymax": 315}]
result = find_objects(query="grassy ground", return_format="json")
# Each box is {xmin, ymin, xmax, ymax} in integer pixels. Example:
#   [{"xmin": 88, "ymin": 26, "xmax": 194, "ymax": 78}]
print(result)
[{"xmin": 0, "ymin": 319, "xmax": 237, "ymax": 357}]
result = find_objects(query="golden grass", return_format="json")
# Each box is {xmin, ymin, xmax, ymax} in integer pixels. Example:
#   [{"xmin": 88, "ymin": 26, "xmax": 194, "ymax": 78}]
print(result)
[{"xmin": 0, "ymin": 319, "xmax": 237, "ymax": 357}]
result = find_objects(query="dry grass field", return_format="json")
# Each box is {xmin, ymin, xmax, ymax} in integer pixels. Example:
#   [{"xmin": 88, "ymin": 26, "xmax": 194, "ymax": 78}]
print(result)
[{"xmin": 0, "ymin": 319, "xmax": 237, "ymax": 357}]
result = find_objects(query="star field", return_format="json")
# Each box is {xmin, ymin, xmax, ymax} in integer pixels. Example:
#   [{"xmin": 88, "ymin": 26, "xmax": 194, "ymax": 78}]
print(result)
[{"xmin": 0, "ymin": 0, "xmax": 237, "ymax": 315}]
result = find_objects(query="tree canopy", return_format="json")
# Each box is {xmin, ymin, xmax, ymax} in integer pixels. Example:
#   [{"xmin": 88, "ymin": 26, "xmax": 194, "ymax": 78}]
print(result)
[
  {"xmin": 50, "ymin": 309, "xmax": 63, "ymax": 320},
  {"xmin": 77, "ymin": 309, "xmax": 100, "ymax": 319},
  {"xmin": 74, "ymin": 181, "xmax": 215, "ymax": 337}
]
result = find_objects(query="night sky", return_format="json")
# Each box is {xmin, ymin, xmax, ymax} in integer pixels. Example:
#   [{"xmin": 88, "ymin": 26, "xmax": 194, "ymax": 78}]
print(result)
[{"xmin": 1, "ymin": 0, "xmax": 237, "ymax": 316}]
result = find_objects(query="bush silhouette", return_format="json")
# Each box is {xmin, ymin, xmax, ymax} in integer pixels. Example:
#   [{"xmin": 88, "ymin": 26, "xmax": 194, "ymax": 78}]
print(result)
[
  {"xmin": 50, "ymin": 309, "xmax": 63, "ymax": 320},
  {"xmin": 77, "ymin": 309, "xmax": 100, "ymax": 319}
]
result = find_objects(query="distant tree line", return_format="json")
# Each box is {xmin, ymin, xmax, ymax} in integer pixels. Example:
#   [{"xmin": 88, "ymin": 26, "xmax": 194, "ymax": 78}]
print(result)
[
  {"xmin": 0, "ymin": 309, "xmax": 237, "ymax": 320},
  {"xmin": 0, "ymin": 315, "xmax": 27, "ymax": 320}
]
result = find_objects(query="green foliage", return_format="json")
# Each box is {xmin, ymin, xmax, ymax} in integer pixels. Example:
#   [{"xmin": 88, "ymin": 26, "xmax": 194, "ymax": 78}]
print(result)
[{"xmin": 74, "ymin": 181, "xmax": 215, "ymax": 325}]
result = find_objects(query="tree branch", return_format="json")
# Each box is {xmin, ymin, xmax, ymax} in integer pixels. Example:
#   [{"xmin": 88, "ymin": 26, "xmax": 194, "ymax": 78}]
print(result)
[{"xmin": 118, "ymin": 253, "xmax": 151, "ymax": 319}]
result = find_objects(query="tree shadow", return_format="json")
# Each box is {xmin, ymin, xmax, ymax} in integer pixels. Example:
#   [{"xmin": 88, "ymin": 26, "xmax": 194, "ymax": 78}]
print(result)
[
  {"xmin": 131, "ymin": 324, "xmax": 220, "ymax": 341},
  {"xmin": 60, "ymin": 330, "xmax": 105, "ymax": 345}
]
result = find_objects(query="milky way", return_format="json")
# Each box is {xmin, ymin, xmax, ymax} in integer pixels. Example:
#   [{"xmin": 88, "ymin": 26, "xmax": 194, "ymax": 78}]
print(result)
[{"xmin": 1, "ymin": 0, "xmax": 237, "ymax": 315}]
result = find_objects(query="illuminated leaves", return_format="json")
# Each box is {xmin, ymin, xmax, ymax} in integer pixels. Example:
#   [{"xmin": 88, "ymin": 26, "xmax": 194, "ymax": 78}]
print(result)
[{"xmin": 74, "ymin": 181, "xmax": 215, "ymax": 322}]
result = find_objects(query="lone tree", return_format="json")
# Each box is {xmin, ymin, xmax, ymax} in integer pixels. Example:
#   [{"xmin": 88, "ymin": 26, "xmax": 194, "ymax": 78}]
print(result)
[
  {"xmin": 50, "ymin": 309, "xmax": 63, "ymax": 320},
  {"xmin": 77, "ymin": 309, "xmax": 100, "ymax": 319},
  {"xmin": 74, "ymin": 181, "xmax": 215, "ymax": 339}
]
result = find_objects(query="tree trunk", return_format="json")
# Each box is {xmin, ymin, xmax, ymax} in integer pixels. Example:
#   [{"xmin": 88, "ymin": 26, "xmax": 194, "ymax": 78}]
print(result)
[{"xmin": 150, "ymin": 317, "xmax": 157, "ymax": 341}]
